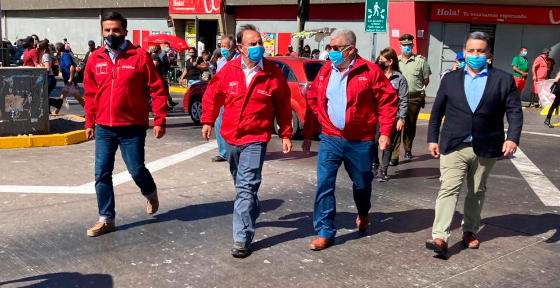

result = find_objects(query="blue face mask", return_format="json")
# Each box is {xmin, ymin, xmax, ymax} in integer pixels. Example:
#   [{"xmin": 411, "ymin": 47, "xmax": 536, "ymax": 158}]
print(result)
[
  {"xmin": 458, "ymin": 61, "xmax": 466, "ymax": 69},
  {"xmin": 329, "ymin": 50, "xmax": 345, "ymax": 66},
  {"xmin": 466, "ymin": 54, "xmax": 487, "ymax": 70},
  {"xmin": 221, "ymin": 48, "xmax": 230, "ymax": 58},
  {"xmin": 401, "ymin": 45, "xmax": 412, "ymax": 55},
  {"xmin": 522, "ymin": 51, "xmax": 527, "ymax": 57},
  {"xmin": 244, "ymin": 45, "xmax": 265, "ymax": 63},
  {"xmin": 165, "ymin": 47, "xmax": 170, "ymax": 52}
]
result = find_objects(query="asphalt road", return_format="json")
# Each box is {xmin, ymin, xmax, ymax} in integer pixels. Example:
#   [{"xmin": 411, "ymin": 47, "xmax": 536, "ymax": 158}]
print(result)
[{"xmin": 0, "ymin": 88, "xmax": 559, "ymax": 287}]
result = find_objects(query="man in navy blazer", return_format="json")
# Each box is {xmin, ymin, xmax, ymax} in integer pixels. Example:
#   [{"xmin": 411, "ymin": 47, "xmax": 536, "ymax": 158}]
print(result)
[{"xmin": 425, "ymin": 31, "xmax": 523, "ymax": 256}]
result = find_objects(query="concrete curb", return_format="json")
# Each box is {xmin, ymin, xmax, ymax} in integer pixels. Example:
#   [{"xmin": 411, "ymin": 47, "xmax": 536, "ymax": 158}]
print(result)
[
  {"xmin": 169, "ymin": 86, "xmax": 187, "ymax": 94},
  {"xmin": 0, "ymin": 114, "xmax": 88, "ymax": 149}
]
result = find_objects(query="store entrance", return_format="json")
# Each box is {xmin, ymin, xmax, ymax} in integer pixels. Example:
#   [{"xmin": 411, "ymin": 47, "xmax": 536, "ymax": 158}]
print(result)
[{"xmin": 198, "ymin": 20, "xmax": 219, "ymax": 55}]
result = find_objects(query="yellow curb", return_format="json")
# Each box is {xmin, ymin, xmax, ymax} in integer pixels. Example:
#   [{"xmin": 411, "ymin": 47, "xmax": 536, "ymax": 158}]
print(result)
[
  {"xmin": 0, "ymin": 130, "xmax": 88, "ymax": 149},
  {"xmin": 554, "ymin": 122, "xmax": 560, "ymax": 127},
  {"xmin": 418, "ymin": 113, "xmax": 431, "ymax": 120},
  {"xmin": 540, "ymin": 105, "xmax": 550, "ymax": 115},
  {"xmin": 169, "ymin": 86, "xmax": 187, "ymax": 94}
]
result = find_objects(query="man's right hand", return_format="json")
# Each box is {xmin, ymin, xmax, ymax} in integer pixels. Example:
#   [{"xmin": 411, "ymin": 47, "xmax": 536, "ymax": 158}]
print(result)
[
  {"xmin": 302, "ymin": 139, "xmax": 312, "ymax": 153},
  {"xmin": 202, "ymin": 124, "xmax": 213, "ymax": 141},
  {"xmin": 86, "ymin": 128, "xmax": 95, "ymax": 140},
  {"xmin": 428, "ymin": 143, "xmax": 440, "ymax": 158}
]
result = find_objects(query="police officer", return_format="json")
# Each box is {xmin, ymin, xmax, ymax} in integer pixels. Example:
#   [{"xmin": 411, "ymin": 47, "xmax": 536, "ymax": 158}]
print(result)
[{"xmin": 391, "ymin": 33, "xmax": 431, "ymax": 165}]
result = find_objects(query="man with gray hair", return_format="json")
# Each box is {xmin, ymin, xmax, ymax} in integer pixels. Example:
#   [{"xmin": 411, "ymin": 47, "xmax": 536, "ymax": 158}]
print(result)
[
  {"xmin": 302, "ymin": 29, "xmax": 398, "ymax": 250},
  {"xmin": 210, "ymin": 34, "xmax": 240, "ymax": 163},
  {"xmin": 425, "ymin": 31, "xmax": 523, "ymax": 256}
]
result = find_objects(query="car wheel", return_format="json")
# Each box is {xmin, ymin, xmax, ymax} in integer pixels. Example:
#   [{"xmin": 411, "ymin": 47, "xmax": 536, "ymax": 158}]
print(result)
[
  {"xmin": 189, "ymin": 96, "xmax": 202, "ymax": 125},
  {"xmin": 275, "ymin": 110, "xmax": 301, "ymax": 139}
]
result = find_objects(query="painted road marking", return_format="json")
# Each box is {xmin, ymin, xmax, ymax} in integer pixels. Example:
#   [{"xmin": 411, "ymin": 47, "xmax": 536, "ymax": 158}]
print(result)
[
  {"xmin": 0, "ymin": 141, "xmax": 217, "ymax": 194},
  {"xmin": 509, "ymin": 146, "xmax": 560, "ymax": 206}
]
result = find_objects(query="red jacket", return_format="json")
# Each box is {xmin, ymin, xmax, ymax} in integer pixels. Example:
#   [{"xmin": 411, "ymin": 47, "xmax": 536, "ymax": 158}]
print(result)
[
  {"xmin": 201, "ymin": 57, "xmax": 293, "ymax": 146},
  {"xmin": 303, "ymin": 56, "xmax": 398, "ymax": 141},
  {"xmin": 83, "ymin": 41, "xmax": 167, "ymax": 129}
]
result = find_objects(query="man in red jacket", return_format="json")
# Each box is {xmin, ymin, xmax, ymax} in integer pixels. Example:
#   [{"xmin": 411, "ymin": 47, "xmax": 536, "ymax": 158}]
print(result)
[
  {"xmin": 83, "ymin": 12, "xmax": 167, "ymax": 237},
  {"xmin": 302, "ymin": 29, "xmax": 398, "ymax": 250},
  {"xmin": 201, "ymin": 24, "xmax": 293, "ymax": 258}
]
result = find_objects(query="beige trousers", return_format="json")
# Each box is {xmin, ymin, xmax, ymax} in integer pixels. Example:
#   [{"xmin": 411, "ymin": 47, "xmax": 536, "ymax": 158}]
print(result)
[{"xmin": 432, "ymin": 143, "xmax": 497, "ymax": 242}]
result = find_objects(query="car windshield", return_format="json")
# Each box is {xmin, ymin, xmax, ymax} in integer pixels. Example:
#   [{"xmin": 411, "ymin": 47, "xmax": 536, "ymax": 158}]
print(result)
[{"xmin": 304, "ymin": 62, "xmax": 324, "ymax": 82}]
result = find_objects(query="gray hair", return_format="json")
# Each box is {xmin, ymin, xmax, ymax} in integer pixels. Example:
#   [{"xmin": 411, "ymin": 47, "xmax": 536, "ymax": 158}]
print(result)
[
  {"xmin": 330, "ymin": 29, "xmax": 356, "ymax": 46},
  {"xmin": 464, "ymin": 31, "xmax": 490, "ymax": 49},
  {"xmin": 220, "ymin": 34, "xmax": 236, "ymax": 47}
]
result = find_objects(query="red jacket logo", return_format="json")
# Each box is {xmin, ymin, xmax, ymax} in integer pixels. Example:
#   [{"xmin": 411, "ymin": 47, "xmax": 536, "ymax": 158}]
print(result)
[
  {"xmin": 228, "ymin": 81, "xmax": 239, "ymax": 94},
  {"xmin": 96, "ymin": 63, "xmax": 108, "ymax": 75}
]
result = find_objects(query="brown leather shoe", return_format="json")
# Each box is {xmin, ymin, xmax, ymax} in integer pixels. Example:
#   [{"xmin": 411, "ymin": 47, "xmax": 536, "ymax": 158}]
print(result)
[
  {"xmin": 309, "ymin": 238, "xmax": 334, "ymax": 251},
  {"xmin": 356, "ymin": 215, "xmax": 369, "ymax": 231},
  {"xmin": 425, "ymin": 238, "xmax": 449, "ymax": 256},
  {"xmin": 87, "ymin": 222, "xmax": 116, "ymax": 237},
  {"xmin": 147, "ymin": 194, "xmax": 159, "ymax": 215},
  {"xmin": 463, "ymin": 232, "xmax": 480, "ymax": 249}
]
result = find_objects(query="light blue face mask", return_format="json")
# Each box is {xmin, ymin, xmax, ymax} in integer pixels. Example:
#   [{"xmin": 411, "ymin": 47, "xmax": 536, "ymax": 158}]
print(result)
[
  {"xmin": 244, "ymin": 45, "xmax": 265, "ymax": 63},
  {"xmin": 401, "ymin": 45, "xmax": 412, "ymax": 55},
  {"xmin": 221, "ymin": 48, "xmax": 230, "ymax": 58},
  {"xmin": 522, "ymin": 51, "xmax": 527, "ymax": 57},
  {"xmin": 458, "ymin": 61, "xmax": 466, "ymax": 69},
  {"xmin": 329, "ymin": 46, "xmax": 350, "ymax": 66},
  {"xmin": 466, "ymin": 54, "xmax": 487, "ymax": 70}
]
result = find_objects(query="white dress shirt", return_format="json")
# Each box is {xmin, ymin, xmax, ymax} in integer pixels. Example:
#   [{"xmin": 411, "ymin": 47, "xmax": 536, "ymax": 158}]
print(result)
[{"xmin": 241, "ymin": 58, "xmax": 264, "ymax": 87}]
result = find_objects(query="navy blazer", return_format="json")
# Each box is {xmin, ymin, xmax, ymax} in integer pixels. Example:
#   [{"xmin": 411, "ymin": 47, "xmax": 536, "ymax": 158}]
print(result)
[{"xmin": 427, "ymin": 67, "xmax": 523, "ymax": 158}]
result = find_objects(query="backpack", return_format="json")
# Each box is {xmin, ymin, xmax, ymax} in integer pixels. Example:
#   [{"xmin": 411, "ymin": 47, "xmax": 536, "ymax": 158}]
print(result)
[{"xmin": 71, "ymin": 55, "xmax": 86, "ymax": 83}]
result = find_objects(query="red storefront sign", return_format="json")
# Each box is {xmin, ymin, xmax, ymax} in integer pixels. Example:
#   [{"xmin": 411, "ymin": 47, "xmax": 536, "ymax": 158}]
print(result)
[
  {"xmin": 169, "ymin": 0, "xmax": 222, "ymax": 14},
  {"xmin": 430, "ymin": 3, "xmax": 560, "ymax": 26}
]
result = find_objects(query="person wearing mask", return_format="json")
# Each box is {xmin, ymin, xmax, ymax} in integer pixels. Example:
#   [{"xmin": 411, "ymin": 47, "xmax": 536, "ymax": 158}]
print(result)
[
  {"xmin": 31, "ymin": 34, "xmax": 40, "ymax": 48},
  {"xmin": 83, "ymin": 12, "xmax": 168, "ymax": 237},
  {"xmin": 319, "ymin": 44, "xmax": 331, "ymax": 60},
  {"xmin": 302, "ymin": 29, "xmax": 398, "ymax": 251},
  {"xmin": 55, "ymin": 42, "xmax": 86, "ymax": 109},
  {"xmin": 287, "ymin": 45, "xmax": 298, "ymax": 57},
  {"xmin": 425, "ymin": 31, "xmax": 523, "ymax": 256},
  {"xmin": 300, "ymin": 45, "xmax": 311, "ymax": 58},
  {"xmin": 83, "ymin": 40, "xmax": 97, "ymax": 66},
  {"xmin": 158, "ymin": 42, "xmax": 177, "ymax": 109},
  {"xmin": 197, "ymin": 37, "xmax": 206, "ymax": 57},
  {"xmin": 440, "ymin": 52, "xmax": 465, "ymax": 82},
  {"xmin": 512, "ymin": 47, "xmax": 529, "ymax": 97},
  {"xmin": 530, "ymin": 48, "xmax": 551, "ymax": 108},
  {"xmin": 22, "ymin": 36, "xmax": 39, "ymax": 67},
  {"xmin": 201, "ymin": 24, "xmax": 293, "ymax": 258},
  {"xmin": 179, "ymin": 47, "xmax": 207, "ymax": 87},
  {"xmin": 201, "ymin": 50, "xmax": 213, "ymax": 81},
  {"xmin": 373, "ymin": 47, "xmax": 409, "ymax": 182},
  {"xmin": 545, "ymin": 71, "xmax": 560, "ymax": 128},
  {"xmin": 37, "ymin": 40, "xmax": 64, "ymax": 114},
  {"xmin": 210, "ymin": 35, "xmax": 241, "ymax": 163},
  {"xmin": 63, "ymin": 38, "xmax": 72, "ymax": 53},
  {"xmin": 311, "ymin": 49, "xmax": 320, "ymax": 59},
  {"xmin": 162, "ymin": 42, "xmax": 177, "ymax": 66},
  {"xmin": 391, "ymin": 33, "xmax": 431, "ymax": 166}
]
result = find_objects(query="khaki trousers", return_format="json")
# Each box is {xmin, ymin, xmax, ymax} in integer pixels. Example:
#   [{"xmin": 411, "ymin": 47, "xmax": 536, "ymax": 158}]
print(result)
[
  {"xmin": 391, "ymin": 92, "xmax": 422, "ymax": 160},
  {"xmin": 432, "ymin": 143, "xmax": 497, "ymax": 242}
]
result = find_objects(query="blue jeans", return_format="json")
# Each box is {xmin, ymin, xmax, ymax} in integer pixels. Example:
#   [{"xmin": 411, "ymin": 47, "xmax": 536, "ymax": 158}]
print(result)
[
  {"xmin": 95, "ymin": 125, "xmax": 157, "ymax": 223},
  {"xmin": 225, "ymin": 141, "xmax": 267, "ymax": 244},
  {"xmin": 313, "ymin": 134, "xmax": 375, "ymax": 240},
  {"xmin": 214, "ymin": 107, "xmax": 226, "ymax": 158}
]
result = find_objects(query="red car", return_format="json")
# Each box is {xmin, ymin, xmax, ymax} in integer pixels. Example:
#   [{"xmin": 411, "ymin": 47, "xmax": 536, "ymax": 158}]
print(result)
[{"xmin": 183, "ymin": 57, "xmax": 326, "ymax": 138}]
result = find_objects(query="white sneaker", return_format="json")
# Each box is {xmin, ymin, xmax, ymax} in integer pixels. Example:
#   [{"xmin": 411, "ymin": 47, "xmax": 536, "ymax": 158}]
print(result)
[{"xmin": 63, "ymin": 97, "xmax": 70, "ymax": 110}]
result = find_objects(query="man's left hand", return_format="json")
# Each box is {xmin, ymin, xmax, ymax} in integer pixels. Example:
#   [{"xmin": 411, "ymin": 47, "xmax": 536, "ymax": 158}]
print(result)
[
  {"xmin": 153, "ymin": 125, "xmax": 166, "ymax": 139},
  {"xmin": 282, "ymin": 138, "xmax": 293, "ymax": 154},
  {"xmin": 396, "ymin": 119, "xmax": 405, "ymax": 132},
  {"xmin": 502, "ymin": 140, "xmax": 517, "ymax": 157},
  {"xmin": 378, "ymin": 135, "xmax": 390, "ymax": 150}
]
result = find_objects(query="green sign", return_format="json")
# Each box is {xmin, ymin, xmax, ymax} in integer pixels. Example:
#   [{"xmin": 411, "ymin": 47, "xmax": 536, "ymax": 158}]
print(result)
[{"xmin": 364, "ymin": 0, "xmax": 388, "ymax": 33}]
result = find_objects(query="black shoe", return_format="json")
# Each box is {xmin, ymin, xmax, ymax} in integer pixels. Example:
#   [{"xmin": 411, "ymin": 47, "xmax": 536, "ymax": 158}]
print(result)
[
  {"xmin": 169, "ymin": 101, "xmax": 178, "ymax": 107},
  {"xmin": 231, "ymin": 242, "xmax": 250, "ymax": 258},
  {"xmin": 389, "ymin": 159, "xmax": 399, "ymax": 166},
  {"xmin": 545, "ymin": 119, "xmax": 554, "ymax": 128},
  {"xmin": 167, "ymin": 105, "xmax": 174, "ymax": 111},
  {"xmin": 212, "ymin": 155, "xmax": 227, "ymax": 162},
  {"xmin": 535, "ymin": 103, "xmax": 541, "ymax": 108},
  {"xmin": 377, "ymin": 170, "xmax": 389, "ymax": 182},
  {"xmin": 404, "ymin": 152, "xmax": 413, "ymax": 160},
  {"xmin": 372, "ymin": 164, "xmax": 379, "ymax": 178}
]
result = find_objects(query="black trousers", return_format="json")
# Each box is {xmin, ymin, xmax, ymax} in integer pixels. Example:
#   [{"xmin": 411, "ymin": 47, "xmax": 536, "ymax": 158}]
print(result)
[
  {"xmin": 373, "ymin": 122, "xmax": 400, "ymax": 172},
  {"xmin": 547, "ymin": 92, "xmax": 560, "ymax": 119}
]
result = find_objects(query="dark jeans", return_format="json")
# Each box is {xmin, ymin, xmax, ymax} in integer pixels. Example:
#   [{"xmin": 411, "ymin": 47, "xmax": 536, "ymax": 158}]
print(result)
[
  {"xmin": 547, "ymin": 92, "xmax": 560, "ymax": 118},
  {"xmin": 313, "ymin": 134, "xmax": 375, "ymax": 240},
  {"xmin": 225, "ymin": 141, "xmax": 267, "ymax": 244},
  {"xmin": 94, "ymin": 125, "xmax": 157, "ymax": 223},
  {"xmin": 47, "ymin": 75, "xmax": 62, "ymax": 109},
  {"xmin": 373, "ymin": 122, "xmax": 399, "ymax": 172}
]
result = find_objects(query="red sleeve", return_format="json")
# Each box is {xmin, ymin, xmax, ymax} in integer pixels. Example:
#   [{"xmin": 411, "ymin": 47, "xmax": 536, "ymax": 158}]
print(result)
[
  {"xmin": 201, "ymin": 69, "xmax": 226, "ymax": 125},
  {"xmin": 31, "ymin": 49, "xmax": 39, "ymax": 65},
  {"xmin": 302, "ymin": 69, "xmax": 324, "ymax": 140},
  {"xmin": 372, "ymin": 66, "xmax": 398, "ymax": 137},
  {"xmin": 143, "ymin": 50, "xmax": 167, "ymax": 127},
  {"xmin": 273, "ymin": 70, "xmax": 293, "ymax": 139},
  {"xmin": 83, "ymin": 56, "xmax": 97, "ymax": 128}
]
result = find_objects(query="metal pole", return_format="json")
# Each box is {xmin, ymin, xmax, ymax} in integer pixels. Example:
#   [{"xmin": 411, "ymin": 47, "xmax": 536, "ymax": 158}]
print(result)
[
  {"xmin": 195, "ymin": 16, "xmax": 199, "ymax": 57},
  {"xmin": 371, "ymin": 33, "xmax": 377, "ymax": 62}
]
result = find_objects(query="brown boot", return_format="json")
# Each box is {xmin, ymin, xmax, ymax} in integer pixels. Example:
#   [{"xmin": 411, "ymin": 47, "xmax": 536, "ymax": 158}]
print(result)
[
  {"xmin": 356, "ymin": 214, "xmax": 369, "ymax": 231},
  {"xmin": 463, "ymin": 232, "xmax": 480, "ymax": 249},
  {"xmin": 425, "ymin": 238, "xmax": 449, "ymax": 256},
  {"xmin": 86, "ymin": 222, "xmax": 115, "ymax": 237},
  {"xmin": 147, "ymin": 194, "xmax": 159, "ymax": 215},
  {"xmin": 309, "ymin": 238, "xmax": 334, "ymax": 251}
]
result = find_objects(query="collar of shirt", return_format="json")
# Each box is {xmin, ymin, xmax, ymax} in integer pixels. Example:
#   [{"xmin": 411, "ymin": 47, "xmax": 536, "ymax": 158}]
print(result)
[
  {"xmin": 241, "ymin": 58, "xmax": 263, "ymax": 72},
  {"xmin": 399, "ymin": 54, "xmax": 416, "ymax": 63},
  {"xmin": 105, "ymin": 40, "xmax": 128, "ymax": 63},
  {"xmin": 464, "ymin": 64, "xmax": 488, "ymax": 78}
]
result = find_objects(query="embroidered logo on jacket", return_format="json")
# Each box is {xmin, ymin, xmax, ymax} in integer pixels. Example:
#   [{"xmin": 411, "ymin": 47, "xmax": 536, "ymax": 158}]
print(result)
[
  {"xmin": 228, "ymin": 81, "xmax": 239, "ymax": 94},
  {"xmin": 96, "ymin": 63, "xmax": 108, "ymax": 75},
  {"xmin": 257, "ymin": 89, "xmax": 271, "ymax": 97}
]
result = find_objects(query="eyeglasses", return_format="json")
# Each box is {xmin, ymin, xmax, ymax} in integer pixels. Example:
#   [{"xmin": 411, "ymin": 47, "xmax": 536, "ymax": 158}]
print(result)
[{"xmin": 331, "ymin": 45, "xmax": 352, "ymax": 52}]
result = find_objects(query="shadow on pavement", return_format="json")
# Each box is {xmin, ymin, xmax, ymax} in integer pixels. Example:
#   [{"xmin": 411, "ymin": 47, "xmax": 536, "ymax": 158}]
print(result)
[
  {"xmin": 0, "ymin": 272, "xmax": 113, "ymax": 288},
  {"xmin": 265, "ymin": 151, "xmax": 318, "ymax": 161},
  {"xmin": 393, "ymin": 167, "xmax": 440, "ymax": 179},
  {"xmin": 117, "ymin": 199, "xmax": 284, "ymax": 232}
]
